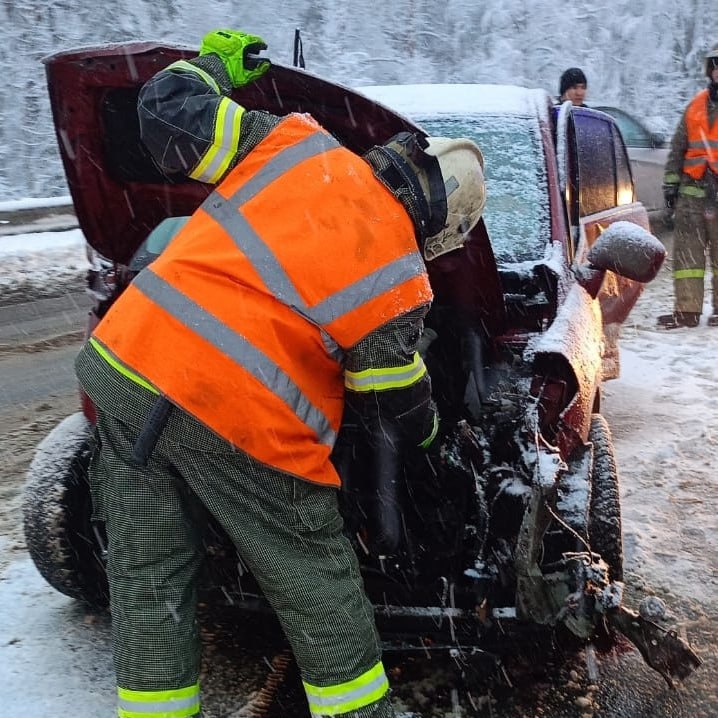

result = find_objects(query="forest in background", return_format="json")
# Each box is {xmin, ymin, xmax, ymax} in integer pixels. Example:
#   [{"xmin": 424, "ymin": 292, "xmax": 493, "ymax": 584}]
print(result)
[{"xmin": 2, "ymin": 0, "xmax": 716, "ymax": 199}]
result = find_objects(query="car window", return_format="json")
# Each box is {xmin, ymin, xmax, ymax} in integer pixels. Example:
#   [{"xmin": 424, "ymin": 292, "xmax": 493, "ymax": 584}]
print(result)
[
  {"xmin": 595, "ymin": 107, "xmax": 652, "ymax": 148},
  {"xmin": 573, "ymin": 113, "xmax": 618, "ymax": 216},
  {"xmin": 612, "ymin": 125, "xmax": 635, "ymax": 204},
  {"xmin": 418, "ymin": 115, "xmax": 550, "ymax": 264}
]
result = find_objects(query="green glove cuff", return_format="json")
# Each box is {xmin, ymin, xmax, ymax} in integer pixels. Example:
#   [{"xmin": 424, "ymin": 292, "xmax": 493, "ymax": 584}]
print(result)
[
  {"xmin": 418, "ymin": 411, "xmax": 440, "ymax": 450},
  {"xmin": 200, "ymin": 29, "xmax": 270, "ymax": 87}
]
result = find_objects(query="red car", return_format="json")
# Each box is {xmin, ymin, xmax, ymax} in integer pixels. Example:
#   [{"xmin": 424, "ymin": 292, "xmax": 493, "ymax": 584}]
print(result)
[{"xmin": 23, "ymin": 42, "xmax": 700, "ymax": 686}]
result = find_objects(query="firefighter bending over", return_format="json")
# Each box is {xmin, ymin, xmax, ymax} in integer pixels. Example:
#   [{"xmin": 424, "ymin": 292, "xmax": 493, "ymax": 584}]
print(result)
[{"xmin": 75, "ymin": 28, "xmax": 486, "ymax": 718}]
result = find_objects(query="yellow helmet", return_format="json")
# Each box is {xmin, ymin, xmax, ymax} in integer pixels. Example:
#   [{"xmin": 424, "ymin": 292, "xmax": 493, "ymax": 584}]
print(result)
[
  {"xmin": 369, "ymin": 132, "xmax": 486, "ymax": 260},
  {"xmin": 422, "ymin": 137, "xmax": 486, "ymax": 261}
]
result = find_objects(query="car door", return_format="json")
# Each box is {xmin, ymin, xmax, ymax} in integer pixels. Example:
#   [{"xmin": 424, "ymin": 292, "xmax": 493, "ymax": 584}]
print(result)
[
  {"xmin": 555, "ymin": 103, "xmax": 653, "ymax": 377},
  {"xmin": 593, "ymin": 106, "xmax": 669, "ymax": 212}
]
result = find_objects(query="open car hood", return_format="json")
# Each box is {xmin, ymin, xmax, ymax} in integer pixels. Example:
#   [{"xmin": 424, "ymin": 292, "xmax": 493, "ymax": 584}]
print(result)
[{"xmin": 45, "ymin": 42, "xmax": 506, "ymax": 333}]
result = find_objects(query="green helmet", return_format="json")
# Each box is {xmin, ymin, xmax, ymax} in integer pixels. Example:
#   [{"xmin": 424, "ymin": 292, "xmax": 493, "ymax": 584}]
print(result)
[{"xmin": 704, "ymin": 47, "xmax": 718, "ymax": 78}]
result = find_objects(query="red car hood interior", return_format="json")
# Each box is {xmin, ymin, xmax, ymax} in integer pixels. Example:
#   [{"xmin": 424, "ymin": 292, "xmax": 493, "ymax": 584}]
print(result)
[{"xmin": 45, "ymin": 42, "xmax": 506, "ymax": 334}]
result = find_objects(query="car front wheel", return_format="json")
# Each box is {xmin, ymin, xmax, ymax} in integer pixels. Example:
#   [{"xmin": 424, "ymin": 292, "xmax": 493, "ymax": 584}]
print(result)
[
  {"xmin": 587, "ymin": 413, "xmax": 624, "ymax": 582},
  {"xmin": 22, "ymin": 412, "xmax": 109, "ymax": 607}
]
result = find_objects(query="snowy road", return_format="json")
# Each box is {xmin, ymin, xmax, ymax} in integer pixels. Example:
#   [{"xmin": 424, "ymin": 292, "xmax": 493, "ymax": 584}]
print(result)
[{"xmin": 0, "ymin": 229, "xmax": 716, "ymax": 716}]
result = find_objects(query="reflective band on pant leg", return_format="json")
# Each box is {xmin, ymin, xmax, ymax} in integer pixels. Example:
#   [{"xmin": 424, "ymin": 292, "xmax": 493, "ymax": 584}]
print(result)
[
  {"xmin": 673, "ymin": 198, "xmax": 708, "ymax": 313},
  {"xmin": 303, "ymin": 661, "xmax": 390, "ymax": 717},
  {"xmin": 674, "ymin": 268, "xmax": 706, "ymax": 279},
  {"xmin": 117, "ymin": 682, "xmax": 200, "ymax": 718}
]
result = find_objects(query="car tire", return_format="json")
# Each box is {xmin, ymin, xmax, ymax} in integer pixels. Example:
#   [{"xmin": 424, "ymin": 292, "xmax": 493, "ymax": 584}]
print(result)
[
  {"xmin": 22, "ymin": 412, "xmax": 109, "ymax": 607},
  {"xmin": 587, "ymin": 413, "xmax": 624, "ymax": 582}
]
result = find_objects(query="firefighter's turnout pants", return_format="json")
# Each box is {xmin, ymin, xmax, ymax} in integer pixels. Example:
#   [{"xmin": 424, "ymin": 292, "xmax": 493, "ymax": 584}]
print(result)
[
  {"xmin": 672, "ymin": 193, "xmax": 718, "ymax": 314},
  {"xmin": 76, "ymin": 345, "xmax": 394, "ymax": 718}
]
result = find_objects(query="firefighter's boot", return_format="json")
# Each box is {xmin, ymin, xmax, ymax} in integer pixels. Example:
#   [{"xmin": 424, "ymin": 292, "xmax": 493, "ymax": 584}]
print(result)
[{"xmin": 656, "ymin": 311, "xmax": 700, "ymax": 329}]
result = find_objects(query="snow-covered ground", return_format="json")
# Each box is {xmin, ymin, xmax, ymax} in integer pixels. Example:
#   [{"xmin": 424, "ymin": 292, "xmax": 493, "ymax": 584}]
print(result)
[{"xmin": 0, "ymin": 226, "xmax": 715, "ymax": 715}]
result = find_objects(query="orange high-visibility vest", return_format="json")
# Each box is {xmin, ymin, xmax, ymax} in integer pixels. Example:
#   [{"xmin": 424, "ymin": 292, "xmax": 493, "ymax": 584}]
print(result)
[
  {"xmin": 683, "ymin": 89, "xmax": 718, "ymax": 179},
  {"xmin": 93, "ymin": 113, "xmax": 432, "ymax": 486}
]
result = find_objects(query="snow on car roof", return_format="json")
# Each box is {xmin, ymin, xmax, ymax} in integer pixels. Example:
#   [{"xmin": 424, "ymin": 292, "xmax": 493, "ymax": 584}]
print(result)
[{"xmin": 357, "ymin": 83, "xmax": 552, "ymax": 121}]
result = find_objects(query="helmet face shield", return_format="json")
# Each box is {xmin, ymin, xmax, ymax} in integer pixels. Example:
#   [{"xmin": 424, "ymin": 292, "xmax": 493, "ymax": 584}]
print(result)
[{"xmin": 422, "ymin": 137, "xmax": 486, "ymax": 261}]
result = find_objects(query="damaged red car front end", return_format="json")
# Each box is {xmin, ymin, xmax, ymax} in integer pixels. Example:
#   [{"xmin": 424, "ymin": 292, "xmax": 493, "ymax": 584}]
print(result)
[{"xmin": 23, "ymin": 42, "xmax": 701, "ymax": 687}]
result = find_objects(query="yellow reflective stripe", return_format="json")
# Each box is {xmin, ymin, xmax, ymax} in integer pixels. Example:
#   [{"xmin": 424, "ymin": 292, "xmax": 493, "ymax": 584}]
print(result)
[
  {"xmin": 189, "ymin": 96, "xmax": 244, "ymax": 184},
  {"xmin": 663, "ymin": 172, "xmax": 681, "ymax": 183},
  {"xmin": 89, "ymin": 337, "xmax": 159, "ymax": 395},
  {"xmin": 419, "ymin": 411, "xmax": 439, "ymax": 449},
  {"xmin": 674, "ymin": 268, "xmax": 705, "ymax": 279},
  {"xmin": 166, "ymin": 60, "xmax": 220, "ymax": 94},
  {"xmin": 678, "ymin": 185, "xmax": 706, "ymax": 198},
  {"xmin": 303, "ymin": 661, "xmax": 389, "ymax": 716},
  {"xmin": 344, "ymin": 352, "xmax": 427, "ymax": 392},
  {"xmin": 117, "ymin": 682, "xmax": 200, "ymax": 718}
]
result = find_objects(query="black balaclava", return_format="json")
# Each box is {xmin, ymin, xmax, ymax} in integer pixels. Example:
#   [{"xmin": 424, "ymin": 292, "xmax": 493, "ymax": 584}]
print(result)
[
  {"xmin": 708, "ymin": 57, "xmax": 718, "ymax": 102},
  {"xmin": 363, "ymin": 133, "xmax": 447, "ymax": 245},
  {"xmin": 559, "ymin": 67, "xmax": 587, "ymax": 98}
]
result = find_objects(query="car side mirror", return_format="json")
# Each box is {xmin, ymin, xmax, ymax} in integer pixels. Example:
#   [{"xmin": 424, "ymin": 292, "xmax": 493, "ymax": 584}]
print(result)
[
  {"xmin": 650, "ymin": 131, "xmax": 665, "ymax": 148},
  {"xmin": 585, "ymin": 221, "xmax": 666, "ymax": 283}
]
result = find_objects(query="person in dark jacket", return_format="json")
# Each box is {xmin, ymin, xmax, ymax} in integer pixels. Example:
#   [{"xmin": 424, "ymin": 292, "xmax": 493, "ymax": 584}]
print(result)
[
  {"xmin": 658, "ymin": 46, "xmax": 718, "ymax": 329},
  {"xmin": 558, "ymin": 67, "xmax": 588, "ymax": 106},
  {"xmin": 76, "ymin": 28, "xmax": 486, "ymax": 718}
]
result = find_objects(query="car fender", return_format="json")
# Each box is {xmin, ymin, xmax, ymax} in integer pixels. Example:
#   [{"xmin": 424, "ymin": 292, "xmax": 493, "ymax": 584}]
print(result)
[{"xmin": 525, "ymin": 282, "xmax": 603, "ymax": 457}]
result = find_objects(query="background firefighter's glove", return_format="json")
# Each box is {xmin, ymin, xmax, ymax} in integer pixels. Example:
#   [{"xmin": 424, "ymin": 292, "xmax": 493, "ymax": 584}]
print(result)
[
  {"xmin": 199, "ymin": 29, "xmax": 270, "ymax": 87},
  {"xmin": 662, "ymin": 183, "xmax": 678, "ymax": 229},
  {"xmin": 663, "ymin": 183, "xmax": 679, "ymax": 210}
]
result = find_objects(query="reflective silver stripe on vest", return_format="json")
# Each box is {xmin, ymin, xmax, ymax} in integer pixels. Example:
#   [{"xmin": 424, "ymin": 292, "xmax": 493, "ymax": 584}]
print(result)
[
  {"xmin": 228, "ymin": 130, "xmax": 341, "ymax": 206},
  {"xmin": 117, "ymin": 694, "xmax": 199, "ymax": 713},
  {"xmin": 684, "ymin": 156, "xmax": 708, "ymax": 167},
  {"xmin": 320, "ymin": 328, "xmax": 344, "ymax": 364},
  {"xmin": 133, "ymin": 270, "xmax": 336, "ymax": 446},
  {"xmin": 204, "ymin": 194, "xmax": 305, "ymax": 310},
  {"xmin": 307, "ymin": 253, "xmax": 425, "ymax": 325},
  {"xmin": 202, "ymin": 129, "xmax": 426, "ymax": 330},
  {"xmin": 688, "ymin": 139, "xmax": 718, "ymax": 149}
]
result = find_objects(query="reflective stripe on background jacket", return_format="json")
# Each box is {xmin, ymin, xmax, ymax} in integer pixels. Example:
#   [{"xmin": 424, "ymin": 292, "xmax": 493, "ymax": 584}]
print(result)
[
  {"xmin": 682, "ymin": 89, "xmax": 718, "ymax": 180},
  {"xmin": 93, "ymin": 113, "xmax": 432, "ymax": 486}
]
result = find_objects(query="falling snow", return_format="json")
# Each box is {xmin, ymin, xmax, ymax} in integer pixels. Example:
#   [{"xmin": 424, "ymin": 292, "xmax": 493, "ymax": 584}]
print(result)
[{"xmin": 1, "ymin": 223, "xmax": 716, "ymax": 714}]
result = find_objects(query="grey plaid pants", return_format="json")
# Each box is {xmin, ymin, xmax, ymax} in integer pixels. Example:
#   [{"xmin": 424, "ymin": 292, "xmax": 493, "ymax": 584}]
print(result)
[
  {"xmin": 673, "ymin": 193, "xmax": 718, "ymax": 313},
  {"xmin": 77, "ymin": 344, "xmax": 394, "ymax": 717}
]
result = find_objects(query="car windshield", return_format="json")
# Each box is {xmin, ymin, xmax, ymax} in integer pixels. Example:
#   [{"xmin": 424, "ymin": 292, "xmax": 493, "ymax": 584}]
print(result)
[{"xmin": 418, "ymin": 115, "xmax": 550, "ymax": 264}]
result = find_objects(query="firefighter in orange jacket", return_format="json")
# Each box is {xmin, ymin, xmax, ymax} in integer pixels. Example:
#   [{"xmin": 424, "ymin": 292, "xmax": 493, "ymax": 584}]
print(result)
[
  {"xmin": 75, "ymin": 29, "xmax": 486, "ymax": 718},
  {"xmin": 659, "ymin": 46, "xmax": 718, "ymax": 329}
]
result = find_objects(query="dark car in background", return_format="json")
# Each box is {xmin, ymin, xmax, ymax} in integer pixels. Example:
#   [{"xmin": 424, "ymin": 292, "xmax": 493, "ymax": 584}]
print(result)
[{"xmin": 22, "ymin": 47, "xmax": 700, "ymax": 688}]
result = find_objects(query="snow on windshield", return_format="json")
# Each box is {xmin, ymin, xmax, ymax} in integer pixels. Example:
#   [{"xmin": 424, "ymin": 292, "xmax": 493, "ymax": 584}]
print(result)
[
  {"xmin": 357, "ymin": 84, "xmax": 552, "ymax": 265},
  {"xmin": 358, "ymin": 84, "xmax": 551, "ymax": 121},
  {"xmin": 419, "ymin": 115, "xmax": 551, "ymax": 264}
]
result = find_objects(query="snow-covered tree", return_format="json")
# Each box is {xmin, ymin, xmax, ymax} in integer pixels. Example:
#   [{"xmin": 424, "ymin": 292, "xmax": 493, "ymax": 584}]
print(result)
[{"xmin": 1, "ymin": 0, "xmax": 715, "ymax": 199}]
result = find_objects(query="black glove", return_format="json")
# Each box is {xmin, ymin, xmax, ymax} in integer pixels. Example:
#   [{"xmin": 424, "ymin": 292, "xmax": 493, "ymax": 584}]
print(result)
[
  {"xmin": 416, "ymin": 327, "xmax": 438, "ymax": 360},
  {"xmin": 663, "ymin": 184, "xmax": 678, "ymax": 229},
  {"xmin": 663, "ymin": 183, "xmax": 679, "ymax": 210}
]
